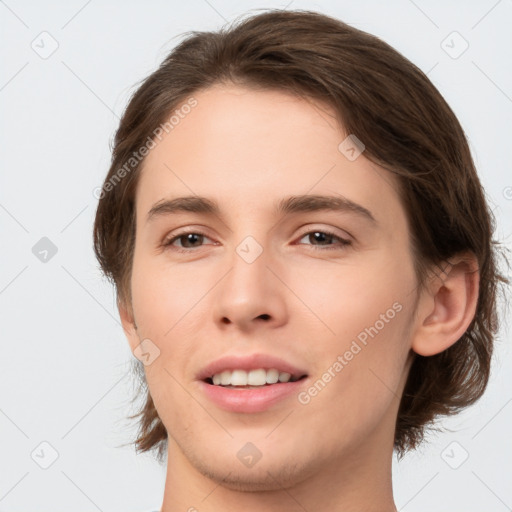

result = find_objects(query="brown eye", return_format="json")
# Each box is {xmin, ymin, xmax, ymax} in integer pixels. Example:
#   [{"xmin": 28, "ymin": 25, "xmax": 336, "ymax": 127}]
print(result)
[
  {"xmin": 163, "ymin": 231, "xmax": 214, "ymax": 252},
  {"xmin": 297, "ymin": 230, "xmax": 351, "ymax": 250}
]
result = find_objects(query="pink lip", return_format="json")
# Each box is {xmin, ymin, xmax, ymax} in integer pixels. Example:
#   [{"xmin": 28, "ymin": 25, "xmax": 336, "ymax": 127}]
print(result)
[
  {"xmin": 196, "ymin": 353, "xmax": 308, "ymax": 382},
  {"xmin": 198, "ymin": 378, "xmax": 308, "ymax": 413},
  {"xmin": 196, "ymin": 353, "xmax": 309, "ymax": 414}
]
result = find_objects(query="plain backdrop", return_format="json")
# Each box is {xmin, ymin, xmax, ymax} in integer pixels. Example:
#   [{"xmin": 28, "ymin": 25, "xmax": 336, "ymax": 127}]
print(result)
[{"xmin": 1, "ymin": 1, "xmax": 511, "ymax": 511}]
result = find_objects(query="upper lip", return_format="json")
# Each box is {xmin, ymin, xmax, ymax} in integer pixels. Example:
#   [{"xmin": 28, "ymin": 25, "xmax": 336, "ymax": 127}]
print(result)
[{"xmin": 196, "ymin": 353, "xmax": 309, "ymax": 381}]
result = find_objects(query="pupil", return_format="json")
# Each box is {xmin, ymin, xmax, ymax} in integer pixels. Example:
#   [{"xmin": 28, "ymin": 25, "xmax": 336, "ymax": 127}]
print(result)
[
  {"xmin": 184, "ymin": 233, "xmax": 201, "ymax": 247},
  {"xmin": 312, "ymin": 232, "xmax": 330, "ymax": 245}
]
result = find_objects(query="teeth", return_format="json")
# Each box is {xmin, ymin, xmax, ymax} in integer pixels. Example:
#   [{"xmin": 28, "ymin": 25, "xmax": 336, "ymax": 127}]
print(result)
[
  {"xmin": 248, "ymin": 368, "xmax": 266, "ymax": 385},
  {"xmin": 231, "ymin": 369, "xmax": 248, "ymax": 386},
  {"xmin": 209, "ymin": 368, "xmax": 297, "ymax": 387},
  {"xmin": 266, "ymin": 368, "xmax": 279, "ymax": 384}
]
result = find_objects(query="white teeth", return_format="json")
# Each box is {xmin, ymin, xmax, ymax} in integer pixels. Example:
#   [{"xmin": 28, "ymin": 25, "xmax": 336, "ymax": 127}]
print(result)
[
  {"xmin": 248, "ymin": 369, "xmax": 267, "ymax": 386},
  {"xmin": 231, "ymin": 370, "xmax": 248, "ymax": 386},
  {"xmin": 209, "ymin": 368, "xmax": 298, "ymax": 386},
  {"xmin": 279, "ymin": 372, "xmax": 291, "ymax": 383},
  {"xmin": 266, "ymin": 368, "xmax": 279, "ymax": 384},
  {"xmin": 220, "ymin": 370, "xmax": 231, "ymax": 386}
]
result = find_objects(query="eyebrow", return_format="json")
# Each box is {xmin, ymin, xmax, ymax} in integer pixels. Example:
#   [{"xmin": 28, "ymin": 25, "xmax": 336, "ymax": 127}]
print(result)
[{"xmin": 146, "ymin": 194, "xmax": 377, "ymax": 225}]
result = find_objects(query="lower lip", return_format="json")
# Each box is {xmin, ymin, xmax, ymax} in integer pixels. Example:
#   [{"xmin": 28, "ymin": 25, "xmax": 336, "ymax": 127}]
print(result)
[{"xmin": 198, "ymin": 378, "xmax": 308, "ymax": 413}]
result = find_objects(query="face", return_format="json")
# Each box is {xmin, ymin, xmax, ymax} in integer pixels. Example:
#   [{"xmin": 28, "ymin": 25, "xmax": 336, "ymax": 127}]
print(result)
[{"xmin": 122, "ymin": 84, "xmax": 419, "ymax": 490}]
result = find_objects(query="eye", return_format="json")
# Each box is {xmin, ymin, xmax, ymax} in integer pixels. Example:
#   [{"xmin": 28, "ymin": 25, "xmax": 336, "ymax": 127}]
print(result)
[
  {"xmin": 162, "ymin": 228, "xmax": 351, "ymax": 254},
  {"xmin": 162, "ymin": 231, "xmax": 214, "ymax": 253},
  {"xmin": 296, "ymin": 229, "xmax": 351, "ymax": 250}
]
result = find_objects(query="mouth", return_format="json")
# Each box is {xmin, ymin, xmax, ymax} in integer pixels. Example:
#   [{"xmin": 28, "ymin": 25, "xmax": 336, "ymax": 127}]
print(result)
[
  {"xmin": 198, "ymin": 362, "xmax": 309, "ymax": 413},
  {"xmin": 196, "ymin": 353, "xmax": 309, "ymax": 394},
  {"xmin": 204, "ymin": 368, "xmax": 308, "ymax": 389}
]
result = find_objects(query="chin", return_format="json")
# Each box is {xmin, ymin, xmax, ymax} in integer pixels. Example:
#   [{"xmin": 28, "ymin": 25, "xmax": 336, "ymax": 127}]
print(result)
[{"xmin": 195, "ymin": 460, "xmax": 314, "ymax": 492}]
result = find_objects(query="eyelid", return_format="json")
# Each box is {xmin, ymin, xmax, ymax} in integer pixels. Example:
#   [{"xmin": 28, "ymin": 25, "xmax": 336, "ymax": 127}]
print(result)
[{"xmin": 295, "ymin": 224, "xmax": 353, "ymax": 242}]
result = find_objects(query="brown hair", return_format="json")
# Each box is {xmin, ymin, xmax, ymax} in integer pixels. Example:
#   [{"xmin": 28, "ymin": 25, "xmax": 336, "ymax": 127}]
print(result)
[{"xmin": 93, "ymin": 9, "xmax": 508, "ymax": 460}]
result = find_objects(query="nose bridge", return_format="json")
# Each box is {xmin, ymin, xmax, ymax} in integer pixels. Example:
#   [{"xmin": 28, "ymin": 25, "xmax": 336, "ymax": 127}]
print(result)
[
  {"xmin": 212, "ymin": 230, "xmax": 287, "ymax": 328},
  {"xmin": 226, "ymin": 232, "xmax": 272, "ymax": 300}
]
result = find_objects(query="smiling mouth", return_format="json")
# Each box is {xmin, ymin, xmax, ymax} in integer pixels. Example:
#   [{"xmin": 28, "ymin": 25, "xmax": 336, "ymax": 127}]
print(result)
[{"xmin": 204, "ymin": 368, "xmax": 308, "ymax": 388}]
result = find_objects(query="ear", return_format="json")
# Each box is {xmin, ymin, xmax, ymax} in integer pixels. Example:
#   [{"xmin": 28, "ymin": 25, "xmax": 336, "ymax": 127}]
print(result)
[
  {"xmin": 118, "ymin": 298, "xmax": 140, "ymax": 353},
  {"xmin": 411, "ymin": 252, "xmax": 480, "ymax": 356}
]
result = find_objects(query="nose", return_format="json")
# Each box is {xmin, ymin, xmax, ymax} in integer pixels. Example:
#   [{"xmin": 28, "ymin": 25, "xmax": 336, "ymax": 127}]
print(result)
[{"xmin": 212, "ymin": 237, "xmax": 288, "ymax": 332}]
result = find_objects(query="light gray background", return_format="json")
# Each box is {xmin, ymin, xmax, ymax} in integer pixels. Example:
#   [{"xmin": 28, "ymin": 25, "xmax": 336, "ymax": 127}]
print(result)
[{"xmin": 1, "ymin": 1, "xmax": 511, "ymax": 511}]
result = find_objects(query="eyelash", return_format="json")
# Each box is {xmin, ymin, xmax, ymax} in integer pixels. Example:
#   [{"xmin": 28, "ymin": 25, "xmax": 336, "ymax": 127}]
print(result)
[{"xmin": 162, "ymin": 228, "xmax": 351, "ymax": 254}]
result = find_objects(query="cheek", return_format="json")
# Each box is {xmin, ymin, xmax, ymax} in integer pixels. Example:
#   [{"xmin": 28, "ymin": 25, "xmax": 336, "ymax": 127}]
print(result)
[
  {"xmin": 130, "ymin": 250, "xmax": 210, "ymax": 339},
  {"xmin": 293, "ymin": 253, "xmax": 415, "ymax": 411},
  {"xmin": 289, "ymin": 249, "xmax": 415, "ymax": 348},
  {"xmin": 295, "ymin": 306, "xmax": 413, "ymax": 455},
  {"xmin": 129, "ymin": 254, "xmax": 206, "ymax": 411}
]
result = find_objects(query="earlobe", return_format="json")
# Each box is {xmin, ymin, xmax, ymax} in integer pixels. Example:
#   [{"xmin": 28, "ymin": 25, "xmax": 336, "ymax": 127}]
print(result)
[{"xmin": 411, "ymin": 253, "xmax": 480, "ymax": 357}]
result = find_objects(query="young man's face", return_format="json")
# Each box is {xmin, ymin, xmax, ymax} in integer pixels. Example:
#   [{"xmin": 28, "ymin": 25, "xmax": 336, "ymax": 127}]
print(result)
[{"xmin": 122, "ymin": 84, "xmax": 419, "ymax": 490}]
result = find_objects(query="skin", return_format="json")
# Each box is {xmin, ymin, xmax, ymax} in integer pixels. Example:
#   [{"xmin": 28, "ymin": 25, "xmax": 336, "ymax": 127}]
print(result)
[{"xmin": 119, "ymin": 84, "xmax": 479, "ymax": 511}]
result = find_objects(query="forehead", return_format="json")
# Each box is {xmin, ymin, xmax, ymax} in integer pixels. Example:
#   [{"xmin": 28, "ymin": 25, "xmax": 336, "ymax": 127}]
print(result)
[{"xmin": 135, "ymin": 84, "xmax": 404, "ymax": 227}]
